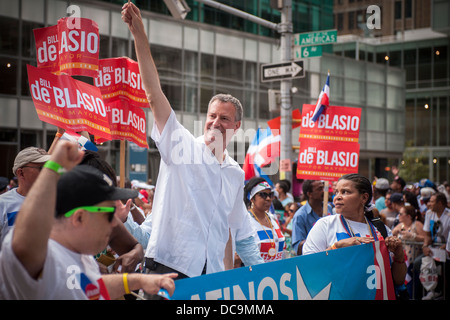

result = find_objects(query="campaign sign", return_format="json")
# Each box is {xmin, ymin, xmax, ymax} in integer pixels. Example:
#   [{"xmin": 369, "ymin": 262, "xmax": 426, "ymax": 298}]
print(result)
[
  {"xmin": 171, "ymin": 242, "xmax": 395, "ymax": 300},
  {"xmin": 33, "ymin": 25, "xmax": 60, "ymax": 74},
  {"xmin": 27, "ymin": 65, "xmax": 111, "ymax": 140},
  {"xmin": 299, "ymin": 104, "xmax": 361, "ymax": 142},
  {"xmin": 296, "ymin": 139, "xmax": 360, "ymax": 181},
  {"xmin": 34, "ymin": 18, "xmax": 100, "ymax": 77},
  {"xmin": 95, "ymin": 101, "xmax": 149, "ymax": 149},
  {"xmin": 94, "ymin": 58, "xmax": 149, "ymax": 108}
]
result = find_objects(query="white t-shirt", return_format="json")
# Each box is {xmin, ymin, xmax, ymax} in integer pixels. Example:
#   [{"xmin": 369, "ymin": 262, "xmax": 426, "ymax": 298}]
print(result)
[
  {"xmin": 0, "ymin": 230, "xmax": 109, "ymax": 300},
  {"xmin": 423, "ymin": 208, "xmax": 450, "ymax": 244},
  {"xmin": 0, "ymin": 189, "xmax": 25, "ymax": 249},
  {"xmin": 145, "ymin": 110, "xmax": 248, "ymax": 277},
  {"xmin": 248, "ymin": 212, "xmax": 285, "ymax": 262},
  {"xmin": 303, "ymin": 214, "xmax": 391, "ymax": 255}
]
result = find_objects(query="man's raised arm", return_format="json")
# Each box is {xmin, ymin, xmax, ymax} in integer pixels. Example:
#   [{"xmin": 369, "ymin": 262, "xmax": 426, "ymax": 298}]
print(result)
[{"xmin": 121, "ymin": 2, "xmax": 172, "ymax": 133}]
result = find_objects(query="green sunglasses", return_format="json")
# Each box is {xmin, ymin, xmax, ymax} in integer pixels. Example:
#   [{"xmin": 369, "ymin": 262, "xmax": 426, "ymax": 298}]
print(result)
[{"xmin": 64, "ymin": 206, "xmax": 116, "ymax": 222}]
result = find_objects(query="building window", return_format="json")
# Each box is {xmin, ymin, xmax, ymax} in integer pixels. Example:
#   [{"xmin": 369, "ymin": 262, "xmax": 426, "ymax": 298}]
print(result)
[
  {"xmin": 395, "ymin": 1, "xmax": 402, "ymax": 19},
  {"xmin": 348, "ymin": 11, "xmax": 355, "ymax": 30},
  {"xmin": 405, "ymin": 0, "xmax": 412, "ymax": 18},
  {"xmin": 0, "ymin": 57, "xmax": 17, "ymax": 95},
  {"xmin": 337, "ymin": 13, "xmax": 343, "ymax": 30}
]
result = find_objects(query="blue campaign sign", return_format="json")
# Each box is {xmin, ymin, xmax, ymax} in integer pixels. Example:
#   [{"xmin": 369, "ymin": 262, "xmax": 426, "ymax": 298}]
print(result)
[{"xmin": 171, "ymin": 242, "xmax": 395, "ymax": 300}]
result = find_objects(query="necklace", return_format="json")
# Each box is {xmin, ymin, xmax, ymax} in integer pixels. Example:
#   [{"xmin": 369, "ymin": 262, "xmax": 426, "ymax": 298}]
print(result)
[
  {"xmin": 340, "ymin": 215, "xmax": 378, "ymax": 240},
  {"xmin": 250, "ymin": 209, "xmax": 277, "ymax": 257}
]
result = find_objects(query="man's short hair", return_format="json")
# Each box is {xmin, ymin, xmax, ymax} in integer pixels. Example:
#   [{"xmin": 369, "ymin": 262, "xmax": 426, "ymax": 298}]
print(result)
[{"xmin": 208, "ymin": 93, "xmax": 243, "ymax": 122}]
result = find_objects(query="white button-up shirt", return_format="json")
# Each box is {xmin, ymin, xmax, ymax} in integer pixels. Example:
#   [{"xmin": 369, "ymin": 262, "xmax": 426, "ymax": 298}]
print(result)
[{"xmin": 144, "ymin": 110, "xmax": 249, "ymax": 277}]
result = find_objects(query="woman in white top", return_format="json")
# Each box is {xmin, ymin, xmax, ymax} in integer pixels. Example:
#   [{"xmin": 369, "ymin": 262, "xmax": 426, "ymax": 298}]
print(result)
[
  {"xmin": 244, "ymin": 178, "xmax": 286, "ymax": 263},
  {"xmin": 303, "ymin": 173, "xmax": 407, "ymax": 287}
]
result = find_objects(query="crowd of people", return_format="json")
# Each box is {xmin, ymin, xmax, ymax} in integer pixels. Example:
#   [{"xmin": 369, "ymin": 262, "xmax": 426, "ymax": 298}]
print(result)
[{"xmin": 0, "ymin": 2, "xmax": 448, "ymax": 301}]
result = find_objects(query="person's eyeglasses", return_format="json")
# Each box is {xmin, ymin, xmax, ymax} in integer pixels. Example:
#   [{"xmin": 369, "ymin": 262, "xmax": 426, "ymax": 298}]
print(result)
[
  {"xmin": 64, "ymin": 206, "xmax": 116, "ymax": 222},
  {"xmin": 21, "ymin": 165, "xmax": 43, "ymax": 171},
  {"xmin": 257, "ymin": 192, "xmax": 274, "ymax": 199}
]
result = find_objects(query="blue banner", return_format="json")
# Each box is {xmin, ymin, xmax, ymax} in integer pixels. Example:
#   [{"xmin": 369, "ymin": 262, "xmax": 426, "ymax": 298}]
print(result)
[{"xmin": 171, "ymin": 242, "xmax": 395, "ymax": 300}]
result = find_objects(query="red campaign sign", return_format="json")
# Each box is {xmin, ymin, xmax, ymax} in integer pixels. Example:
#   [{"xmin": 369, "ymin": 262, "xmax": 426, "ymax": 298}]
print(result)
[
  {"xmin": 94, "ymin": 58, "xmax": 149, "ymax": 108},
  {"xmin": 95, "ymin": 101, "xmax": 149, "ymax": 149},
  {"xmin": 296, "ymin": 139, "xmax": 360, "ymax": 181},
  {"xmin": 33, "ymin": 17, "xmax": 99, "ymax": 77},
  {"xmin": 299, "ymin": 104, "xmax": 361, "ymax": 142},
  {"xmin": 27, "ymin": 64, "xmax": 111, "ymax": 141},
  {"xmin": 33, "ymin": 25, "xmax": 60, "ymax": 74},
  {"xmin": 57, "ymin": 17, "xmax": 99, "ymax": 77}
]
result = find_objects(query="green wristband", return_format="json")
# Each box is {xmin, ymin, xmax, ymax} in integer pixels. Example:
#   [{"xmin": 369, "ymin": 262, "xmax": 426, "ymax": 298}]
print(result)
[{"xmin": 43, "ymin": 160, "xmax": 66, "ymax": 175}]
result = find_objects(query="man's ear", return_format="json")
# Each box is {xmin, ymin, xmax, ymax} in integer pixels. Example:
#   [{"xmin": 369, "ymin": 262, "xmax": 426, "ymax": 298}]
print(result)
[
  {"xmin": 234, "ymin": 120, "xmax": 241, "ymax": 131},
  {"xmin": 69, "ymin": 209, "xmax": 85, "ymax": 227}
]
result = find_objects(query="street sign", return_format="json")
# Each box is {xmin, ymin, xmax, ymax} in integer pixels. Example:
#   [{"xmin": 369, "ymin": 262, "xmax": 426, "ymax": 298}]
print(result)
[
  {"xmin": 293, "ymin": 45, "xmax": 322, "ymax": 59},
  {"xmin": 293, "ymin": 29, "xmax": 337, "ymax": 46},
  {"xmin": 261, "ymin": 60, "xmax": 304, "ymax": 82}
]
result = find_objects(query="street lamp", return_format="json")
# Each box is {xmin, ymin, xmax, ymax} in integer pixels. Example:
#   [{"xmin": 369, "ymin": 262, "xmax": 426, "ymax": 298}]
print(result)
[{"xmin": 163, "ymin": 0, "xmax": 191, "ymax": 20}]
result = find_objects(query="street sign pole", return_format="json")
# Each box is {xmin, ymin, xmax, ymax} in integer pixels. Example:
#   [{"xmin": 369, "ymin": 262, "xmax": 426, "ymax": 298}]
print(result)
[{"xmin": 279, "ymin": 0, "xmax": 293, "ymax": 181}]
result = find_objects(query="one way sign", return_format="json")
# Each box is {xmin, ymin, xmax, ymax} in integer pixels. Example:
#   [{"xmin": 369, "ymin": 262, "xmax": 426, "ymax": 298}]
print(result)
[{"xmin": 261, "ymin": 60, "xmax": 304, "ymax": 82}]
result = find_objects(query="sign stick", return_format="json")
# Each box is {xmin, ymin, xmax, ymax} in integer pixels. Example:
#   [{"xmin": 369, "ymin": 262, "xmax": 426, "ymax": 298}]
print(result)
[
  {"xmin": 323, "ymin": 180, "xmax": 329, "ymax": 216},
  {"xmin": 120, "ymin": 140, "xmax": 126, "ymax": 188}
]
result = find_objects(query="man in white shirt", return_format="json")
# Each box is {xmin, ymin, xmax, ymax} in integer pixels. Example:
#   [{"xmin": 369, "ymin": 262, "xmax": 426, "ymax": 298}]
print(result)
[
  {"xmin": 121, "ymin": 3, "xmax": 261, "ymax": 282},
  {"xmin": 0, "ymin": 140, "xmax": 176, "ymax": 299},
  {"xmin": 0, "ymin": 147, "xmax": 50, "ymax": 248},
  {"xmin": 414, "ymin": 192, "xmax": 450, "ymax": 299}
]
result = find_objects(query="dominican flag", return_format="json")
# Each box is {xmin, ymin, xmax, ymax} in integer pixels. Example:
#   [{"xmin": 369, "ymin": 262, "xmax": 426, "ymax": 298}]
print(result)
[
  {"xmin": 243, "ymin": 128, "xmax": 280, "ymax": 184},
  {"xmin": 311, "ymin": 72, "xmax": 330, "ymax": 122},
  {"xmin": 61, "ymin": 131, "xmax": 98, "ymax": 151}
]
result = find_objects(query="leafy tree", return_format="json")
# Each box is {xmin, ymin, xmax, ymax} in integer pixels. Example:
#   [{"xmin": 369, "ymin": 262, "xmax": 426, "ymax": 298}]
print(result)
[{"xmin": 397, "ymin": 140, "xmax": 429, "ymax": 182}]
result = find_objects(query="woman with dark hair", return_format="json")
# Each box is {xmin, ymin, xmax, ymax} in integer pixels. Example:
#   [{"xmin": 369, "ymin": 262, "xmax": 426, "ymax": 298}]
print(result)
[
  {"xmin": 244, "ymin": 177, "xmax": 286, "ymax": 262},
  {"xmin": 303, "ymin": 173, "xmax": 407, "ymax": 288}
]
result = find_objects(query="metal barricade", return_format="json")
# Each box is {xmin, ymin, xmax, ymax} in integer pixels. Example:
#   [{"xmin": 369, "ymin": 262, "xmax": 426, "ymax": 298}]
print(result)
[{"xmin": 402, "ymin": 240, "xmax": 447, "ymax": 300}]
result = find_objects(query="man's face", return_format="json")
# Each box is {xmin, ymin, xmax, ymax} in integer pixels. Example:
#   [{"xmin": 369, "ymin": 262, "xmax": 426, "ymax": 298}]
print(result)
[
  {"xmin": 428, "ymin": 195, "xmax": 440, "ymax": 212},
  {"xmin": 309, "ymin": 181, "xmax": 324, "ymax": 201},
  {"xmin": 204, "ymin": 100, "xmax": 240, "ymax": 152},
  {"xmin": 16, "ymin": 162, "xmax": 44, "ymax": 190}
]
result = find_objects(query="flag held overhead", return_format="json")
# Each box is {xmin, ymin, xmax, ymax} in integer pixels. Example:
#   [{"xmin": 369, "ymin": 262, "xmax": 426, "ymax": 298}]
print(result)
[{"xmin": 311, "ymin": 71, "xmax": 330, "ymax": 122}]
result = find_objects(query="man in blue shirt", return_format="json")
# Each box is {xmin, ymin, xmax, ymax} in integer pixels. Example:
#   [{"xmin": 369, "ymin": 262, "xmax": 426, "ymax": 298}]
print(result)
[{"xmin": 292, "ymin": 180, "xmax": 333, "ymax": 255}]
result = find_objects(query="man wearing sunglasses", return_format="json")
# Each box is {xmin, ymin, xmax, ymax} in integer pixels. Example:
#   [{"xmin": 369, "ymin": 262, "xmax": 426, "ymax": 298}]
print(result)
[
  {"xmin": 0, "ymin": 147, "xmax": 50, "ymax": 249},
  {"xmin": 0, "ymin": 140, "xmax": 177, "ymax": 299}
]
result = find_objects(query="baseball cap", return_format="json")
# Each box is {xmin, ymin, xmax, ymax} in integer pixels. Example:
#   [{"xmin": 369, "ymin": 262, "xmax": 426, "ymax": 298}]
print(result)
[
  {"xmin": 420, "ymin": 187, "xmax": 436, "ymax": 201},
  {"xmin": 12, "ymin": 147, "xmax": 51, "ymax": 175},
  {"xmin": 55, "ymin": 165, "xmax": 138, "ymax": 217},
  {"xmin": 419, "ymin": 178, "xmax": 436, "ymax": 189},
  {"xmin": 390, "ymin": 193, "xmax": 404, "ymax": 203},
  {"xmin": 375, "ymin": 178, "xmax": 389, "ymax": 190}
]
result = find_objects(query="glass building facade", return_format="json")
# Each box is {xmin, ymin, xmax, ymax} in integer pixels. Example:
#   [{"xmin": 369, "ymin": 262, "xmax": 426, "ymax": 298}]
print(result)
[
  {"xmin": 0, "ymin": 0, "xmax": 404, "ymax": 185},
  {"xmin": 334, "ymin": 31, "xmax": 450, "ymax": 183}
]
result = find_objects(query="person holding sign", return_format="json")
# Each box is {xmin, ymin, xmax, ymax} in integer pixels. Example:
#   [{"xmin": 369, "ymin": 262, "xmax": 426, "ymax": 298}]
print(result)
[
  {"xmin": 121, "ymin": 2, "xmax": 260, "ymax": 285},
  {"xmin": 303, "ymin": 174, "xmax": 407, "ymax": 287},
  {"xmin": 0, "ymin": 140, "xmax": 177, "ymax": 299}
]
